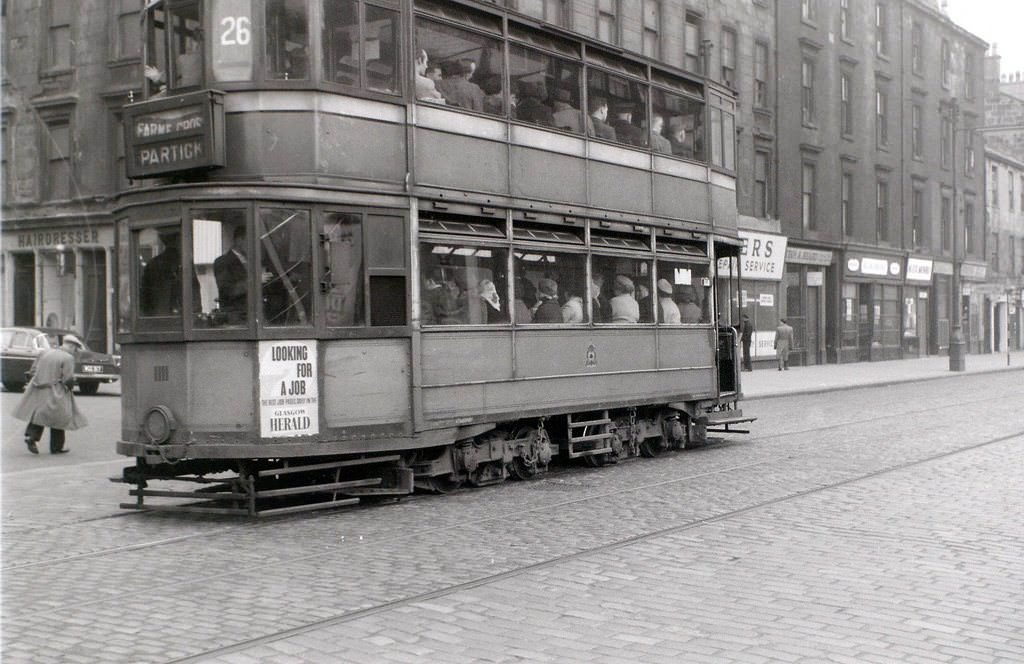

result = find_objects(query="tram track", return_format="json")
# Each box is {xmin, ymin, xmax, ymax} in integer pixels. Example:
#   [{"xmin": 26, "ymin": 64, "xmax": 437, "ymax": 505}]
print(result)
[
  {"xmin": 169, "ymin": 426, "xmax": 1024, "ymax": 664},
  {"xmin": 5, "ymin": 387, "xmax": 1020, "ymax": 575}
]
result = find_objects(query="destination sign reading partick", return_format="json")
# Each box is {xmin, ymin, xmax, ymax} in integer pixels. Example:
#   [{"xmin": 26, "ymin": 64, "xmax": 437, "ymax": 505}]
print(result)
[{"xmin": 123, "ymin": 90, "xmax": 225, "ymax": 179}]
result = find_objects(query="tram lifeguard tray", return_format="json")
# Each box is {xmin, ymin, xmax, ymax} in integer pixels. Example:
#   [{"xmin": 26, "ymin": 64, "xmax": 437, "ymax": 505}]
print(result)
[{"xmin": 123, "ymin": 90, "xmax": 226, "ymax": 179}]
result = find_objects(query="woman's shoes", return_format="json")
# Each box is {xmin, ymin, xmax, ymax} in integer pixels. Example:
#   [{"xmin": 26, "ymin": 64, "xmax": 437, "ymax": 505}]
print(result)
[{"xmin": 25, "ymin": 438, "xmax": 38, "ymax": 454}]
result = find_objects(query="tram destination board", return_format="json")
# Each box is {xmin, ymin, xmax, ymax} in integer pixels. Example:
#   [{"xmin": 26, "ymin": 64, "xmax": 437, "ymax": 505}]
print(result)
[{"xmin": 123, "ymin": 90, "xmax": 226, "ymax": 179}]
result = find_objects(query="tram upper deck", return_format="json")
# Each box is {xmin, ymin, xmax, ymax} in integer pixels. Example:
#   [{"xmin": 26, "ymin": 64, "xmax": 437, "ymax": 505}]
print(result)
[{"xmin": 129, "ymin": 0, "xmax": 738, "ymax": 229}]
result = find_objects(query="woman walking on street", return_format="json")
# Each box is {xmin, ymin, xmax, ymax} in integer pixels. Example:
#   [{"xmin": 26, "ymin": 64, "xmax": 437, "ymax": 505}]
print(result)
[{"xmin": 13, "ymin": 337, "xmax": 88, "ymax": 454}]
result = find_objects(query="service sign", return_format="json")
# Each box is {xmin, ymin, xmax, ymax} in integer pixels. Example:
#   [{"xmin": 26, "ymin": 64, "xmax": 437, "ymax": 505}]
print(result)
[
  {"xmin": 123, "ymin": 90, "xmax": 225, "ymax": 178},
  {"xmin": 259, "ymin": 340, "xmax": 319, "ymax": 438},
  {"xmin": 717, "ymin": 231, "xmax": 788, "ymax": 281}
]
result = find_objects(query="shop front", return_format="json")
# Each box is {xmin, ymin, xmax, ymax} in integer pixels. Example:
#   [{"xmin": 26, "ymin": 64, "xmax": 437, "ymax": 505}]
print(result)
[
  {"xmin": 839, "ymin": 251, "xmax": 904, "ymax": 363},
  {"xmin": 902, "ymin": 257, "xmax": 933, "ymax": 357},
  {"xmin": 960, "ymin": 262, "xmax": 988, "ymax": 354},
  {"xmin": 1, "ymin": 221, "xmax": 115, "ymax": 353},
  {"xmin": 931, "ymin": 260, "xmax": 953, "ymax": 355},
  {"xmin": 783, "ymin": 244, "xmax": 833, "ymax": 366}
]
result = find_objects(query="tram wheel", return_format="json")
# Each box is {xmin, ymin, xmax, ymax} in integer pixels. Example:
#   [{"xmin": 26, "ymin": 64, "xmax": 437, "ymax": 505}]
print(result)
[
  {"xmin": 425, "ymin": 475, "xmax": 463, "ymax": 494},
  {"xmin": 639, "ymin": 437, "xmax": 665, "ymax": 458},
  {"xmin": 583, "ymin": 453, "xmax": 610, "ymax": 467}
]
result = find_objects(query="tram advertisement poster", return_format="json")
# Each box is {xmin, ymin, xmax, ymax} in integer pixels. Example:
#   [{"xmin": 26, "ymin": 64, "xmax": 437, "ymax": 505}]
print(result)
[{"xmin": 258, "ymin": 340, "xmax": 319, "ymax": 438}]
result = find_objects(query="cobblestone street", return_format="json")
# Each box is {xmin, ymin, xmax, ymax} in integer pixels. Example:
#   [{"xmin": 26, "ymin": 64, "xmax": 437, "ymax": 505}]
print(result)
[{"xmin": 2, "ymin": 370, "xmax": 1023, "ymax": 662}]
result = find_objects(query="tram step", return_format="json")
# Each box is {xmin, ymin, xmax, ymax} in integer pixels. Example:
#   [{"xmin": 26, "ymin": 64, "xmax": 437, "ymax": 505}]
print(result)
[
  {"xmin": 569, "ymin": 418, "xmax": 612, "ymax": 429},
  {"xmin": 255, "ymin": 477, "xmax": 380, "ymax": 499},
  {"xmin": 566, "ymin": 446, "xmax": 613, "ymax": 459},
  {"xmin": 129, "ymin": 488, "xmax": 248, "ymax": 500},
  {"xmin": 257, "ymin": 455, "xmax": 402, "ymax": 477},
  {"xmin": 568, "ymin": 432, "xmax": 613, "ymax": 443},
  {"xmin": 701, "ymin": 410, "xmax": 757, "ymax": 426}
]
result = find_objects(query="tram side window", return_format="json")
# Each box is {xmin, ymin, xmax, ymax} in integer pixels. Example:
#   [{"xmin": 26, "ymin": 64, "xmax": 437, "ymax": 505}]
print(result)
[
  {"xmin": 416, "ymin": 19, "xmax": 504, "ymax": 116},
  {"xmin": 592, "ymin": 254, "xmax": 652, "ymax": 324},
  {"xmin": 137, "ymin": 225, "xmax": 198, "ymax": 319},
  {"xmin": 513, "ymin": 249, "xmax": 587, "ymax": 324},
  {"xmin": 657, "ymin": 259, "xmax": 710, "ymax": 324},
  {"xmin": 587, "ymin": 69, "xmax": 648, "ymax": 148},
  {"xmin": 192, "ymin": 210, "xmax": 249, "ymax": 328},
  {"xmin": 266, "ymin": 0, "xmax": 310, "ymax": 80},
  {"xmin": 509, "ymin": 44, "xmax": 584, "ymax": 133},
  {"xmin": 323, "ymin": 0, "xmax": 401, "ymax": 94},
  {"xmin": 322, "ymin": 212, "xmax": 365, "ymax": 327},
  {"xmin": 259, "ymin": 209, "xmax": 313, "ymax": 326},
  {"xmin": 420, "ymin": 242, "xmax": 509, "ymax": 325},
  {"xmin": 652, "ymin": 88, "xmax": 704, "ymax": 161},
  {"xmin": 144, "ymin": 1, "xmax": 203, "ymax": 94}
]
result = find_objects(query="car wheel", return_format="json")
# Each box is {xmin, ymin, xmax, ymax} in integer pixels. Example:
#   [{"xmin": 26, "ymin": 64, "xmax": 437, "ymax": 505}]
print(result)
[
  {"xmin": 3, "ymin": 381, "xmax": 25, "ymax": 393},
  {"xmin": 78, "ymin": 382, "xmax": 100, "ymax": 396}
]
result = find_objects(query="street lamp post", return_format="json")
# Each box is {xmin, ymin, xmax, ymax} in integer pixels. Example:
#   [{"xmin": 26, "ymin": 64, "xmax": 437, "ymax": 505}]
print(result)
[{"xmin": 948, "ymin": 98, "xmax": 967, "ymax": 371}]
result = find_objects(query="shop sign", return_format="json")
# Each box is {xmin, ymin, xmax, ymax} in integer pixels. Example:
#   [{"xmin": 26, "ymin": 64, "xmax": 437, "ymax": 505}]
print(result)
[
  {"xmin": 806, "ymin": 271, "xmax": 823, "ymax": 287},
  {"xmin": 123, "ymin": 90, "xmax": 225, "ymax": 178},
  {"xmin": 753, "ymin": 331, "xmax": 777, "ymax": 358},
  {"xmin": 932, "ymin": 261, "xmax": 954, "ymax": 275},
  {"xmin": 845, "ymin": 255, "xmax": 901, "ymax": 279},
  {"xmin": 960, "ymin": 263, "xmax": 987, "ymax": 280},
  {"xmin": 259, "ymin": 340, "xmax": 319, "ymax": 438},
  {"xmin": 905, "ymin": 258, "xmax": 933, "ymax": 282},
  {"xmin": 758, "ymin": 293, "xmax": 775, "ymax": 307},
  {"xmin": 717, "ymin": 231, "xmax": 787, "ymax": 281},
  {"xmin": 786, "ymin": 246, "xmax": 833, "ymax": 266},
  {"xmin": 16, "ymin": 227, "xmax": 101, "ymax": 248}
]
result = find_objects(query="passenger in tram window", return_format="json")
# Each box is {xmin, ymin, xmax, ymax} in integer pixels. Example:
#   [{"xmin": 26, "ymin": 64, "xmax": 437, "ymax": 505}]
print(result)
[
  {"xmin": 588, "ymin": 97, "xmax": 617, "ymax": 141},
  {"xmin": 561, "ymin": 290, "xmax": 585, "ymax": 323},
  {"xmin": 477, "ymin": 279, "xmax": 508, "ymax": 324},
  {"xmin": 668, "ymin": 116, "xmax": 692, "ymax": 158},
  {"xmin": 437, "ymin": 60, "xmax": 484, "ymax": 112},
  {"xmin": 515, "ymin": 80, "xmax": 555, "ymax": 127},
  {"xmin": 650, "ymin": 115, "xmax": 673, "ymax": 154},
  {"xmin": 657, "ymin": 279, "xmax": 681, "ymax": 324},
  {"xmin": 432, "ymin": 272, "xmax": 467, "ymax": 324},
  {"xmin": 678, "ymin": 287, "xmax": 703, "ymax": 324},
  {"xmin": 532, "ymin": 278, "xmax": 563, "ymax": 323},
  {"xmin": 610, "ymin": 275, "xmax": 640, "ymax": 323},
  {"xmin": 609, "ymin": 103, "xmax": 647, "ymax": 148},
  {"xmin": 415, "ymin": 50, "xmax": 445, "ymax": 104},
  {"xmin": 637, "ymin": 283, "xmax": 653, "ymax": 323},
  {"xmin": 552, "ymin": 88, "xmax": 592, "ymax": 135},
  {"xmin": 140, "ymin": 230, "xmax": 200, "ymax": 317},
  {"xmin": 481, "ymin": 75, "xmax": 506, "ymax": 115},
  {"xmin": 213, "ymin": 227, "xmax": 249, "ymax": 324},
  {"xmin": 591, "ymin": 273, "xmax": 611, "ymax": 323},
  {"xmin": 513, "ymin": 277, "xmax": 535, "ymax": 324},
  {"xmin": 420, "ymin": 270, "xmax": 444, "ymax": 325}
]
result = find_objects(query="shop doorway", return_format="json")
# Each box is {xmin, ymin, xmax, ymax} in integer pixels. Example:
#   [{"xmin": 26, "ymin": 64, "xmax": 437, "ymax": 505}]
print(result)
[
  {"xmin": 13, "ymin": 253, "xmax": 36, "ymax": 325},
  {"xmin": 917, "ymin": 291, "xmax": 930, "ymax": 356},
  {"xmin": 80, "ymin": 250, "xmax": 108, "ymax": 352},
  {"xmin": 805, "ymin": 285, "xmax": 821, "ymax": 365},
  {"xmin": 857, "ymin": 284, "xmax": 873, "ymax": 362}
]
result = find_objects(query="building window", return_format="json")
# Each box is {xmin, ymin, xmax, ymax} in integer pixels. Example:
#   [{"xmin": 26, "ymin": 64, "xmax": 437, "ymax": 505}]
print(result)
[
  {"xmin": 911, "ymin": 104, "xmax": 922, "ymax": 158},
  {"xmin": 45, "ymin": 0, "xmax": 73, "ymax": 70},
  {"xmin": 754, "ymin": 150, "xmax": 770, "ymax": 218},
  {"xmin": 875, "ymin": 88, "xmax": 888, "ymax": 148},
  {"xmin": 912, "ymin": 185, "xmax": 925, "ymax": 249},
  {"xmin": 990, "ymin": 233, "xmax": 999, "ymax": 272},
  {"xmin": 112, "ymin": 0, "xmax": 141, "ymax": 61},
  {"xmin": 964, "ymin": 200, "xmax": 975, "ymax": 254},
  {"xmin": 801, "ymin": 59, "xmax": 815, "ymax": 125},
  {"xmin": 842, "ymin": 172, "xmax": 853, "ymax": 237},
  {"xmin": 43, "ymin": 117, "xmax": 72, "ymax": 201},
  {"xmin": 941, "ymin": 40, "xmax": 951, "ymax": 88},
  {"xmin": 840, "ymin": 72, "xmax": 853, "ymax": 135},
  {"xmin": 515, "ymin": 0, "xmax": 566, "ymax": 26},
  {"xmin": 963, "ymin": 125, "xmax": 975, "ymax": 173},
  {"xmin": 875, "ymin": 2, "xmax": 888, "ymax": 56},
  {"xmin": 876, "ymin": 179, "xmax": 889, "ymax": 242},
  {"xmin": 720, "ymin": 28, "xmax": 736, "ymax": 87},
  {"xmin": 598, "ymin": 0, "xmax": 617, "ymax": 44},
  {"xmin": 940, "ymin": 115, "xmax": 951, "ymax": 169},
  {"xmin": 802, "ymin": 162, "xmax": 816, "ymax": 231},
  {"xmin": 754, "ymin": 41, "xmax": 769, "ymax": 107},
  {"xmin": 2, "ymin": 124, "xmax": 9, "ymax": 202},
  {"xmin": 1020, "ymin": 175, "xmax": 1023, "ymax": 211},
  {"xmin": 941, "ymin": 194, "xmax": 951, "ymax": 252},
  {"xmin": 1007, "ymin": 168, "xmax": 1014, "ymax": 211},
  {"xmin": 840, "ymin": 0, "xmax": 850, "ymax": 41},
  {"xmin": 964, "ymin": 52, "xmax": 975, "ymax": 99},
  {"xmin": 991, "ymin": 165, "xmax": 999, "ymax": 208},
  {"xmin": 911, "ymin": 21, "xmax": 923, "ymax": 74},
  {"xmin": 642, "ymin": 0, "xmax": 660, "ymax": 58},
  {"xmin": 684, "ymin": 13, "xmax": 702, "ymax": 73},
  {"xmin": 111, "ymin": 112, "xmax": 136, "ymax": 193},
  {"xmin": 801, "ymin": 0, "xmax": 816, "ymax": 22}
]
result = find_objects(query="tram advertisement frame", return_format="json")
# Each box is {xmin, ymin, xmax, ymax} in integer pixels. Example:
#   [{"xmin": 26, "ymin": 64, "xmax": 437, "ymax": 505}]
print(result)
[
  {"xmin": 258, "ymin": 340, "xmax": 320, "ymax": 438},
  {"xmin": 123, "ymin": 90, "xmax": 226, "ymax": 179}
]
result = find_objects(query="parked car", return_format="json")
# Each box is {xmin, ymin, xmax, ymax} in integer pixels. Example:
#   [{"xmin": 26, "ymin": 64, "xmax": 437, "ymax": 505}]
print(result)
[{"xmin": 1, "ymin": 327, "xmax": 120, "ymax": 395}]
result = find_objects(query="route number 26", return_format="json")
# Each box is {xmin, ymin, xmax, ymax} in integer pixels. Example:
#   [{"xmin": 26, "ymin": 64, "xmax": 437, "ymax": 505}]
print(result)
[{"xmin": 220, "ymin": 16, "xmax": 251, "ymax": 46}]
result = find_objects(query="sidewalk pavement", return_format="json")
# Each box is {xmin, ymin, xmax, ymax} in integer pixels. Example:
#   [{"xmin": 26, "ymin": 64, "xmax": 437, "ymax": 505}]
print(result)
[{"xmin": 741, "ymin": 350, "xmax": 1024, "ymax": 399}]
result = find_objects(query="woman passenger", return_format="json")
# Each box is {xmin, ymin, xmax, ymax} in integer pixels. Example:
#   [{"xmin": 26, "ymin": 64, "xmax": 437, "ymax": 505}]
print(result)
[
  {"xmin": 657, "ymin": 278, "xmax": 681, "ymax": 324},
  {"xmin": 532, "ymin": 278, "xmax": 563, "ymax": 323},
  {"xmin": 609, "ymin": 275, "xmax": 639, "ymax": 323}
]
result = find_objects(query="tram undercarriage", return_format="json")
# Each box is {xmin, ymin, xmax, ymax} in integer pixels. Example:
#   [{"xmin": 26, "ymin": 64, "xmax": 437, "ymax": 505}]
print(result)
[{"xmin": 116, "ymin": 402, "xmax": 753, "ymax": 516}]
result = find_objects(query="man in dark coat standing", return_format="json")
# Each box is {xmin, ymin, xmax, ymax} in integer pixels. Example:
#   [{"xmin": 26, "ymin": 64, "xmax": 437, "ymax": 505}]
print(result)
[
  {"xmin": 214, "ymin": 227, "xmax": 249, "ymax": 323},
  {"xmin": 740, "ymin": 313, "xmax": 754, "ymax": 371},
  {"xmin": 774, "ymin": 318, "xmax": 794, "ymax": 371},
  {"xmin": 13, "ymin": 337, "xmax": 87, "ymax": 454}
]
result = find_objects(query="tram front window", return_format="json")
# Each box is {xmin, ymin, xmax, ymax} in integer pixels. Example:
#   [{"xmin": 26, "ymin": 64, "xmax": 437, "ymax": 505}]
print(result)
[
  {"xmin": 420, "ymin": 243, "xmax": 509, "ymax": 325},
  {"xmin": 144, "ymin": 0, "xmax": 203, "ymax": 94},
  {"xmin": 193, "ymin": 210, "xmax": 249, "ymax": 327},
  {"xmin": 322, "ymin": 0, "xmax": 400, "ymax": 93},
  {"xmin": 322, "ymin": 212, "xmax": 364, "ymax": 327},
  {"xmin": 259, "ymin": 209, "xmax": 313, "ymax": 326},
  {"xmin": 266, "ymin": 0, "xmax": 310, "ymax": 80},
  {"xmin": 137, "ymin": 225, "xmax": 198, "ymax": 320},
  {"xmin": 416, "ymin": 18, "xmax": 504, "ymax": 115}
]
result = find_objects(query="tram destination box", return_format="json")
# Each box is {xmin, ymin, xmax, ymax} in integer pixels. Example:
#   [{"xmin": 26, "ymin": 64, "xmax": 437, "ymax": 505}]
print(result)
[{"xmin": 123, "ymin": 90, "xmax": 226, "ymax": 179}]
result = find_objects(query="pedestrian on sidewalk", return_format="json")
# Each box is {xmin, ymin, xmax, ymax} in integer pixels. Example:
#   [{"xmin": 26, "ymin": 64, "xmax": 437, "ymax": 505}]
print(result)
[
  {"xmin": 13, "ymin": 337, "xmax": 88, "ymax": 454},
  {"xmin": 774, "ymin": 318, "xmax": 794, "ymax": 371},
  {"xmin": 740, "ymin": 314, "xmax": 754, "ymax": 371}
]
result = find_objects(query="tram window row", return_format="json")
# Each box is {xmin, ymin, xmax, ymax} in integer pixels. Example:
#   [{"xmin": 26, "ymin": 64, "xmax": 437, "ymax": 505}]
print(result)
[
  {"xmin": 123, "ymin": 207, "xmax": 712, "ymax": 335},
  {"xmin": 144, "ymin": 0, "xmax": 734, "ymax": 169}
]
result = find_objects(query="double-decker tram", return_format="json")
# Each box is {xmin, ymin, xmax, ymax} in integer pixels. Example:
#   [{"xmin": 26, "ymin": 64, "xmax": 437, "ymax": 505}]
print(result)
[{"xmin": 115, "ymin": 0, "xmax": 753, "ymax": 515}]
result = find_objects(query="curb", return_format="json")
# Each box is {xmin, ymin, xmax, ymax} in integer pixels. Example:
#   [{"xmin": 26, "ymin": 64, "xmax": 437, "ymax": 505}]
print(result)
[{"xmin": 742, "ymin": 363, "xmax": 1024, "ymax": 401}]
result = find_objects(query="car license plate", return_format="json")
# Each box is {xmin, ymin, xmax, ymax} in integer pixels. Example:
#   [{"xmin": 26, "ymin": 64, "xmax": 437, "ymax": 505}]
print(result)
[{"xmin": 82, "ymin": 365, "xmax": 104, "ymax": 373}]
